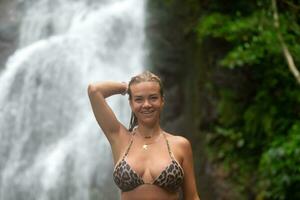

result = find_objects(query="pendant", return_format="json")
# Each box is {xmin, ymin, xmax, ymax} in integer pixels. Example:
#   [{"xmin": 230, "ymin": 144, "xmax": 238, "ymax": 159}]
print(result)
[{"xmin": 142, "ymin": 144, "xmax": 148, "ymax": 150}]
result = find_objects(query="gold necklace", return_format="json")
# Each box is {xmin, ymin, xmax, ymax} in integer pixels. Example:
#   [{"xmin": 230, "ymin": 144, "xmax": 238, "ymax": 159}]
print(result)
[
  {"xmin": 142, "ymin": 144, "xmax": 148, "ymax": 150},
  {"xmin": 142, "ymin": 132, "xmax": 162, "ymax": 150},
  {"xmin": 138, "ymin": 129, "xmax": 157, "ymax": 139},
  {"xmin": 144, "ymin": 135, "xmax": 152, "ymax": 139},
  {"xmin": 134, "ymin": 127, "xmax": 163, "ymax": 150}
]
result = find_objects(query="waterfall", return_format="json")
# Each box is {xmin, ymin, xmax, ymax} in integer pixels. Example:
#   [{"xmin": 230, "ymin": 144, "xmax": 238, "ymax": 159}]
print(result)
[{"xmin": 0, "ymin": 0, "xmax": 146, "ymax": 199}]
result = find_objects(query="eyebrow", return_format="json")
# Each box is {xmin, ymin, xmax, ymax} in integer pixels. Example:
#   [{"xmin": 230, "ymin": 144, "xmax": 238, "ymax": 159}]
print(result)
[{"xmin": 133, "ymin": 94, "xmax": 159, "ymax": 98}]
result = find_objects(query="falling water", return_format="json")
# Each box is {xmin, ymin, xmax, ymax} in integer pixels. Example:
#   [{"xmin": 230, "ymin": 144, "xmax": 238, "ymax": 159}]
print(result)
[{"xmin": 0, "ymin": 0, "xmax": 146, "ymax": 199}]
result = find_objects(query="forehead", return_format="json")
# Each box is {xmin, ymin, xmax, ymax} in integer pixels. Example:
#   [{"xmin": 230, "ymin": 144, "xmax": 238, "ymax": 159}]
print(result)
[{"xmin": 130, "ymin": 81, "xmax": 160, "ymax": 96}]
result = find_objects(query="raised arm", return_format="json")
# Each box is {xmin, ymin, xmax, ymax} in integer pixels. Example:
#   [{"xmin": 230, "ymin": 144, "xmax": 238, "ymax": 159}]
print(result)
[{"xmin": 87, "ymin": 81, "xmax": 127, "ymax": 144}]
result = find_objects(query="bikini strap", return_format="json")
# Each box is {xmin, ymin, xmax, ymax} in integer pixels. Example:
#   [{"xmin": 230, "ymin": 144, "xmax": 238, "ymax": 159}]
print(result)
[
  {"xmin": 123, "ymin": 127, "xmax": 137, "ymax": 158},
  {"xmin": 162, "ymin": 133, "xmax": 175, "ymax": 160},
  {"xmin": 123, "ymin": 139, "xmax": 133, "ymax": 158}
]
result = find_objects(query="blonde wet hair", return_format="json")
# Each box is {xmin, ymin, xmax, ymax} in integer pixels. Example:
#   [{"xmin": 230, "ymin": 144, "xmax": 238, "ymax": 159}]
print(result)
[{"xmin": 128, "ymin": 71, "xmax": 164, "ymax": 131}]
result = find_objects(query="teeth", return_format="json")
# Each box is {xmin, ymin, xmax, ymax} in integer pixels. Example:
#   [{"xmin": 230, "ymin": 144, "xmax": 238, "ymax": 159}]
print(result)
[{"xmin": 142, "ymin": 111, "xmax": 153, "ymax": 114}]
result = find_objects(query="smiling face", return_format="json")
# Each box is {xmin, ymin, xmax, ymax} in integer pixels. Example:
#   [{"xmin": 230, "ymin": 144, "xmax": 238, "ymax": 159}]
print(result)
[{"xmin": 129, "ymin": 81, "xmax": 164, "ymax": 127}]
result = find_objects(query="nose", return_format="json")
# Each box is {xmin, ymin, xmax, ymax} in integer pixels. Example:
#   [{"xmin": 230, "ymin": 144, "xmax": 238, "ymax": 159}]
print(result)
[{"xmin": 142, "ymin": 99, "xmax": 151, "ymax": 108}]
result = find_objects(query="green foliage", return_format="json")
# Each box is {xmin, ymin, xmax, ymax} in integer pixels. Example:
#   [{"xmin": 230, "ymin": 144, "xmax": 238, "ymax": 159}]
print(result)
[
  {"xmin": 259, "ymin": 122, "xmax": 300, "ymax": 200},
  {"xmin": 196, "ymin": 0, "xmax": 300, "ymax": 199},
  {"xmin": 197, "ymin": 9, "xmax": 300, "ymax": 69},
  {"xmin": 217, "ymin": 89, "xmax": 242, "ymax": 126},
  {"xmin": 157, "ymin": 0, "xmax": 300, "ymax": 198}
]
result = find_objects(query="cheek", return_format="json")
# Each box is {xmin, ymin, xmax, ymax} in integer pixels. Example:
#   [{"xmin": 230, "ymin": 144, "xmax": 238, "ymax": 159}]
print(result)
[
  {"xmin": 129, "ymin": 100, "xmax": 135, "ymax": 109},
  {"xmin": 130, "ymin": 102, "xmax": 140, "ymax": 112}
]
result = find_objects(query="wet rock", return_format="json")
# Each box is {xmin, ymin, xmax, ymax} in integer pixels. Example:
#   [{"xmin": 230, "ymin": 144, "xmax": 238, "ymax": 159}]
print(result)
[{"xmin": 0, "ymin": 0, "xmax": 21, "ymax": 71}]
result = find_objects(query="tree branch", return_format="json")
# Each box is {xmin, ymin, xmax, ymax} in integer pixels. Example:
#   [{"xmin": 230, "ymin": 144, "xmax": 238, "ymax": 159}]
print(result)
[
  {"xmin": 282, "ymin": 0, "xmax": 300, "ymax": 12},
  {"xmin": 272, "ymin": 0, "xmax": 300, "ymax": 85}
]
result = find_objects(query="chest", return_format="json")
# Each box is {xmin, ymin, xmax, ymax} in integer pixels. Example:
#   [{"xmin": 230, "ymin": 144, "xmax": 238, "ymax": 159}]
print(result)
[{"xmin": 124, "ymin": 140, "xmax": 178, "ymax": 182}]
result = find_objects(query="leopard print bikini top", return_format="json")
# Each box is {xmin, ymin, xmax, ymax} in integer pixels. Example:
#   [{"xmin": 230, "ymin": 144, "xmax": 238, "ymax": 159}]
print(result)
[{"xmin": 113, "ymin": 131, "xmax": 184, "ymax": 192}]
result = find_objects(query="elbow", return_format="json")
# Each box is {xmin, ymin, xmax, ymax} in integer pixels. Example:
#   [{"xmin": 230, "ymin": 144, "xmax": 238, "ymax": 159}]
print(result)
[
  {"xmin": 88, "ymin": 83, "xmax": 106, "ymax": 99},
  {"xmin": 87, "ymin": 84, "xmax": 97, "ymax": 96}
]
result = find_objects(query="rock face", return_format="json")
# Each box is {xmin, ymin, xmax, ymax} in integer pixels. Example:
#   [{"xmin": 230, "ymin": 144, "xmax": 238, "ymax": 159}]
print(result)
[{"xmin": 0, "ymin": 0, "xmax": 21, "ymax": 71}]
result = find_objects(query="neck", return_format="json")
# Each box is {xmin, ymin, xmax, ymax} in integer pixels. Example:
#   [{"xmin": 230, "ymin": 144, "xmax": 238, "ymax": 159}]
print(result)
[{"xmin": 136, "ymin": 124, "xmax": 161, "ymax": 138}]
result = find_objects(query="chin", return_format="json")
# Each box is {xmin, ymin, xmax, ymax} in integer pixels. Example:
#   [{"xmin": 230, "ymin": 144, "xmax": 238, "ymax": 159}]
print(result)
[{"xmin": 138, "ymin": 118, "xmax": 159, "ymax": 126}]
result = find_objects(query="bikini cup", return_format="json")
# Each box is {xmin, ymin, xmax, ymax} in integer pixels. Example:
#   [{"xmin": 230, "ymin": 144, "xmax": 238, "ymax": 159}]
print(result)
[{"xmin": 113, "ymin": 132, "xmax": 184, "ymax": 192}]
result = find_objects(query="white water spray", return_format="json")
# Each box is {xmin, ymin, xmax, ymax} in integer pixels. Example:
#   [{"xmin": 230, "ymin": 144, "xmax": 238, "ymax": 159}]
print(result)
[{"xmin": 0, "ymin": 0, "xmax": 146, "ymax": 199}]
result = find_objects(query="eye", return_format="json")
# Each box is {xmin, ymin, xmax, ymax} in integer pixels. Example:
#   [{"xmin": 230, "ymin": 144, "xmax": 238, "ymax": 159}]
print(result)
[
  {"xmin": 134, "ymin": 98, "xmax": 143, "ymax": 102},
  {"xmin": 150, "ymin": 96, "xmax": 158, "ymax": 100}
]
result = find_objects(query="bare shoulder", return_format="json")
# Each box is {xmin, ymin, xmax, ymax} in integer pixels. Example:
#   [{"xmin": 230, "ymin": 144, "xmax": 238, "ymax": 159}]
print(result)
[
  {"xmin": 164, "ymin": 132, "xmax": 191, "ymax": 147},
  {"xmin": 164, "ymin": 132, "xmax": 192, "ymax": 160}
]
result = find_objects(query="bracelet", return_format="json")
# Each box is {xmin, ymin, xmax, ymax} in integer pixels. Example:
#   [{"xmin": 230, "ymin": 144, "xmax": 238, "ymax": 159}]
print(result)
[{"xmin": 121, "ymin": 82, "xmax": 128, "ymax": 95}]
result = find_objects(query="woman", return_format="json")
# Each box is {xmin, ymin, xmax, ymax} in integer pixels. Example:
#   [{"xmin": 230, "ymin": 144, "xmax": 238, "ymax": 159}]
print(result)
[{"xmin": 88, "ymin": 71, "xmax": 200, "ymax": 200}]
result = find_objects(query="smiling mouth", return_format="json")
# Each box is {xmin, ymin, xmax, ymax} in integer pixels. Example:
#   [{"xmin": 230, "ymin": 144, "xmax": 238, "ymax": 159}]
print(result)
[{"xmin": 141, "ymin": 111, "xmax": 154, "ymax": 114}]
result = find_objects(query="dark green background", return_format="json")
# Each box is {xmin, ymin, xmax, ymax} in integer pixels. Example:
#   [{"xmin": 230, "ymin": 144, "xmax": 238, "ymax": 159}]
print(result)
[{"xmin": 147, "ymin": 1, "xmax": 300, "ymax": 199}]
